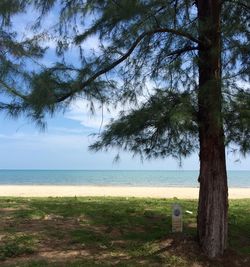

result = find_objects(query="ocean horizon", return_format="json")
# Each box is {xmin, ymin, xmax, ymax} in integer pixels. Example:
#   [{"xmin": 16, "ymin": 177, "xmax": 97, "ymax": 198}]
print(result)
[{"xmin": 0, "ymin": 170, "xmax": 249, "ymax": 188}]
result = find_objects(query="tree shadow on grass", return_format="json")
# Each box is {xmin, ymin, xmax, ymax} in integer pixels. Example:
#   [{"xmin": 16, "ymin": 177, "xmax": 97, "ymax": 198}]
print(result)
[{"xmin": 0, "ymin": 197, "xmax": 249, "ymax": 266}]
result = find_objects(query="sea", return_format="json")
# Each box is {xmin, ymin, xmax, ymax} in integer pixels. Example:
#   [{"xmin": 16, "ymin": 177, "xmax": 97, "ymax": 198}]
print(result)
[{"xmin": 0, "ymin": 170, "xmax": 249, "ymax": 188}]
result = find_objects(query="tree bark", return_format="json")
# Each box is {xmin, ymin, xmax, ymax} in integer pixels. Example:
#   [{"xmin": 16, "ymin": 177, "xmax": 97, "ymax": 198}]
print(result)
[{"xmin": 197, "ymin": 0, "xmax": 228, "ymax": 258}]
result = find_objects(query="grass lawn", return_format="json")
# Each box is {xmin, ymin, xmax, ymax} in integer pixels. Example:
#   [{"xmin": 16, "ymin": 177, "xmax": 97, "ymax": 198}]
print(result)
[{"xmin": 0, "ymin": 197, "xmax": 249, "ymax": 267}]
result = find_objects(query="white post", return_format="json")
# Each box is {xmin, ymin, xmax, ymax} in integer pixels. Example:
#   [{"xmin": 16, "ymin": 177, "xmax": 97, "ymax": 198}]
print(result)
[{"xmin": 172, "ymin": 204, "xmax": 183, "ymax": 232}]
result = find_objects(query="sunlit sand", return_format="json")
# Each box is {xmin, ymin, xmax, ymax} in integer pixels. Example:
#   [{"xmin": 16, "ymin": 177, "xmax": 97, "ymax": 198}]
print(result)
[{"xmin": 0, "ymin": 185, "xmax": 249, "ymax": 199}]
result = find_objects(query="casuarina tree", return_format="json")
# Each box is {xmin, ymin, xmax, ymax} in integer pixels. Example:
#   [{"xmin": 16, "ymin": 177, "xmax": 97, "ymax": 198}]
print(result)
[
  {"xmin": 0, "ymin": 0, "xmax": 249, "ymax": 258},
  {"xmin": 0, "ymin": 0, "xmax": 48, "ymax": 126}
]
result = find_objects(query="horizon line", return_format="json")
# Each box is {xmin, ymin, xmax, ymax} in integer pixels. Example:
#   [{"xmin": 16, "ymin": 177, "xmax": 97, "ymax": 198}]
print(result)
[{"xmin": 0, "ymin": 169, "xmax": 249, "ymax": 171}]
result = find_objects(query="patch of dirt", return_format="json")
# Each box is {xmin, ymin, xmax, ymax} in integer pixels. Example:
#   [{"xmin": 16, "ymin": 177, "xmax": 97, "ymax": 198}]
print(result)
[
  {"xmin": 44, "ymin": 214, "xmax": 64, "ymax": 220},
  {"xmin": 105, "ymin": 227, "xmax": 123, "ymax": 238},
  {"xmin": 154, "ymin": 235, "xmax": 250, "ymax": 267},
  {"xmin": 111, "ymin": 240, "xmax": 127, "ymax": 247},
  {"xmin": 187, "ymin": 222, "xmax": 197, "ymax": 228},
  {"xmin": 110, "ymin": 229, "xmax": 122, "ymax": 238},
  {"xmin": 39, "ymin": 249, "xmax": 91, "ymax": 258},
  {"xmin": 1, "ymin": 249, "xmax": 91, "ymax": 266},
  {"xmin": 158, "ymin": 238, "xmax": 174, "ymax": 249},
  {"xmin": 0, "ymin": 208, "xmax": 20, "ymax": 211},
  {"xmin": 0, "ymin": 234, "xmax": 6, "ymax": 241},
  {"xmin": 76, "ymin": 215, "xmax": 89, "ymax": 223},
  {"xmin": 0, "ymin": 205, "xmax": 29, "ymax": 211},
  {"xmin": 97, "ymin": 251, "xmax": 130, "ymax": 260},
  {"xmin": 1, "ymin": 211, "xmax": 249, "ymax": 267},
  {"xmin": 212, "ymin": 249, "xmax": 250, "ymax": 267},
  {"xmin": 1, "ymin": 247, "xmax": 131, "ymax": 266},
  {"xmin": 14, "ymin": 217, "xmax": 78, "ymax": 232}
]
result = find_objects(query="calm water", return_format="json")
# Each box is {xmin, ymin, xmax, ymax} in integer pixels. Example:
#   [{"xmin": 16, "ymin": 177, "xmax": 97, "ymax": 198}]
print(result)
[{"xmin": 0, "ymin": 170, "xmax": 249, "ymax": 187}]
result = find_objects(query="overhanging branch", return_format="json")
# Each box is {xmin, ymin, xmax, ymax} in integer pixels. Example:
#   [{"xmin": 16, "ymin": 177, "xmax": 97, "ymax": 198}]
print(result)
[
  {"xmin": 56, "ymin": 28, "xmax": 199, "ymax": 102},
  {"xmin": 0, "ymin": 79, "xmax": 27, "ymax": 100},
  {"xmin": 4, "ymin": 27, "xmax": 199, "ymax": 104}
]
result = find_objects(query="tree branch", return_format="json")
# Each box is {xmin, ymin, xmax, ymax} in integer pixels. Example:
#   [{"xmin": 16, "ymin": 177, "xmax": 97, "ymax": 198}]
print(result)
[
  {"xmin": 0, "ymin": 79, "xmax": 27, "ymax": 100},
  {"xmin": 165, "ymin": 45, "xmax": 198, "ymax": 57},
  {"xmin": 56, "ymin": 28, "xmax": 199, "ymax": 102},
  {"xmin": 155, "ymin": 27, "xmax": 200, "ymax": 44},
  {"xmin": 224, "ymin": 0, "xmax": 250, "ymax": 10}
]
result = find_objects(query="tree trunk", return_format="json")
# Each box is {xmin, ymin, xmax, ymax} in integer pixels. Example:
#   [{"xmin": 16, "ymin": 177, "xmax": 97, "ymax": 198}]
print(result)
[{"xmin": 197, "ymin": 0, "xmax": 228, "ymax": 258}]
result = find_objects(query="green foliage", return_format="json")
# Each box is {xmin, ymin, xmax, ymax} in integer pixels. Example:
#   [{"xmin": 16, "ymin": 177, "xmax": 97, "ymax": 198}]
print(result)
[
  {"xmin": 224, "ymin": 89, "xmax": 250, "ymax": 155},
  {"xmin": 0, "ymin": 0, "xmax": 47, "ymax": 127},
  {"xmin": 90, "ymin": 90, "xmax": 198, "ymax": 159},
  {"xmin": 0, "ymin": 0, "xmax": 249, "ymax": 158},
  {"xmin": 0, "ymin": 0, "xmax": 26, "ymax": 26}
]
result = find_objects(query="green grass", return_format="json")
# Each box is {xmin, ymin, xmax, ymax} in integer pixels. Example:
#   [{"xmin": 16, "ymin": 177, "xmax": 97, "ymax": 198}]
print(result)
[
  {"xmin": 0, "ymin": 197, "xmax": 249, "ymax": 266},
  {"xmin": 0, "ymin": 234, "xmax": 37, "ymax": 260}
]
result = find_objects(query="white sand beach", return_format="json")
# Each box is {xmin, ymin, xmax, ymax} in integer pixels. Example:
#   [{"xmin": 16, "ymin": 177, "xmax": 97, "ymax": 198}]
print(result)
[{"xmin": 0, "ymin": 185, "xmax": 249, "ymax": 199}]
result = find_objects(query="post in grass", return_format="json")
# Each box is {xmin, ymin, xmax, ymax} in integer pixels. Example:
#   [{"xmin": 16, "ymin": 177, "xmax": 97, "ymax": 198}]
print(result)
[{"xmin": 172, "ymin": 204, "xmax": 183, "ymax": 232}]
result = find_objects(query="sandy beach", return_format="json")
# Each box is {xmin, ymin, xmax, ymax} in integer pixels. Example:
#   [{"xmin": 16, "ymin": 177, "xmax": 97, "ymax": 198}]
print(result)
[{"xmin": 0, "ymin": 185, "xmax": 249, "ymax": 199}]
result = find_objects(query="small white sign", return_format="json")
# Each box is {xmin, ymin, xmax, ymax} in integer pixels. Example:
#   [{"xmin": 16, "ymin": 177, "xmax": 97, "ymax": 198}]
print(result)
[{"xmin": 172, "ymin": 204, "xmax": 183, "ymax": 232}]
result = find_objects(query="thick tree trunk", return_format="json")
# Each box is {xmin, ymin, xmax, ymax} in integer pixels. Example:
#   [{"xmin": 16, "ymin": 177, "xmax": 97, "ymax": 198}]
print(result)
[{"xmin": 197, "ymin": 0, "xmax": 228, "ymax": 258}]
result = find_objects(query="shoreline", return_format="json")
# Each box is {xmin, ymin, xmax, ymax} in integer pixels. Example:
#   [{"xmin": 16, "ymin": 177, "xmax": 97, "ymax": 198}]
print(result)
[{"xmin": 0, "ymin": 185, "xmax": 249, "ymax": 199}]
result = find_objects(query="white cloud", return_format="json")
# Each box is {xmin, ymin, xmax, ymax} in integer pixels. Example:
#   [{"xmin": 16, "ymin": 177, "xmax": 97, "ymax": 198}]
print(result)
[
  {"xmin": 0, "ymin": 131, "xmax": 91, "ymax": 148},
  {"xmin": 81, "ymin": 36, "xmax": 100, "ymax": 51},
  {"xmin": 50, "ymin": 126, "xmax": 91, "ymax": 135},
  {"xmin": 64, "ymin": 79, "xmax": 158, "ymax": 130},
  {"xmin": 65, "ymin": 99, "xmax": 120, "ymax": 130}
]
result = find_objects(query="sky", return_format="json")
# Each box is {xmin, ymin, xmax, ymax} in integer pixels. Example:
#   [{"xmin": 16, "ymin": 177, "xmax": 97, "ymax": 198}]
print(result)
[{"xmin": 0, "ymin": 5, "xmax": 249, "ymax": 170}]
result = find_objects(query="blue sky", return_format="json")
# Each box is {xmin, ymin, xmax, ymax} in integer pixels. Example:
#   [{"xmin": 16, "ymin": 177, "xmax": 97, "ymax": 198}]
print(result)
[
  {"xmin": 0, "ymin": 6, "xmax": 249, "ymax": 170},
  {"xmin": 0, "ymin": 107, "xmax": 249, "ymax": 170}
]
